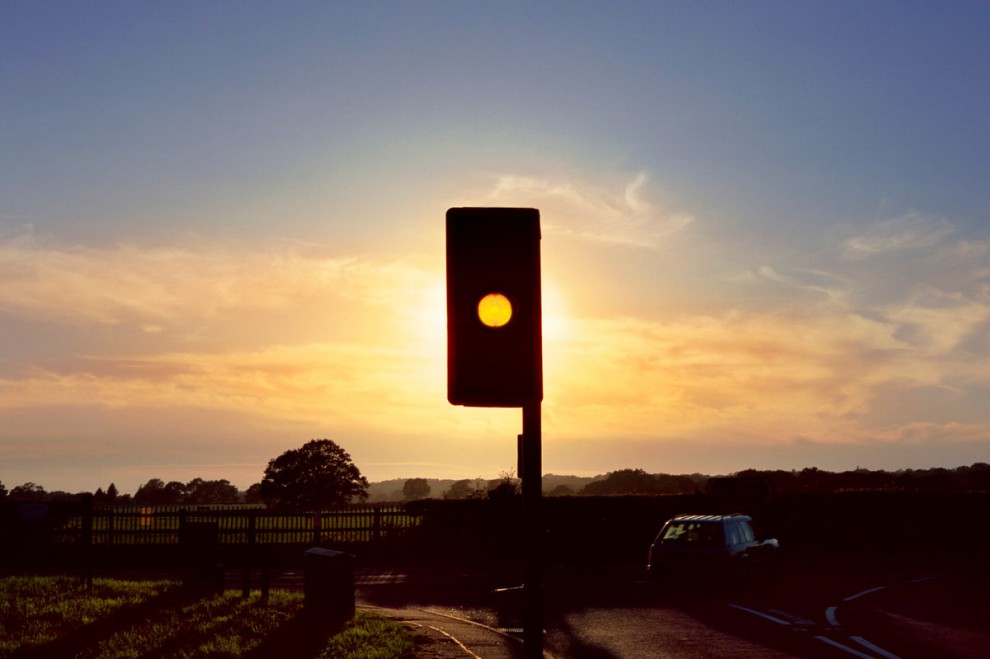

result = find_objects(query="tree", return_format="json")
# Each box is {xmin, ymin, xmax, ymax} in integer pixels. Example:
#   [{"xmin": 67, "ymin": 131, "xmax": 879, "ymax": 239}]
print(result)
[
  {"xmin": 244, "ymin": 483, "xmax": 264, "ymax": 504},
  {"xmin": 163, "ymin": 481, "xmax": 186, "ymax": 503},
  {"xmin": 445, "ymin": 479, "xmax": 483, "ymax": 500},
  {"xmin": 259, "ymin": 439, "xmax": 369, "ymax": 510},
  {"xmin": 134, "ymin": 478, "xmax": 184, "ymax": 505},
  {"xmin": 402, "ymin": 478, "xmax": 431, "ymax": 501},
  {"xmin": 107, "ymin": 483, "xmax": 119, "ymax": 501},
  {"xmin": 0, "ymin": 478, "xmax": 6, "ymax": 499},
  {"xmin": 185, "ymin": 478, "xmax": 239, "ymax": 504},
  {"xmin": 580, "ymin": 469, "xmax": 661, "ymax": 495},
  {"xmin": 10, "ymin": 482, "xmax": 47, "ymax": 502},
  {"xmin": 487, "ymin": 471, "xmax": 520, "ymax": 500}
]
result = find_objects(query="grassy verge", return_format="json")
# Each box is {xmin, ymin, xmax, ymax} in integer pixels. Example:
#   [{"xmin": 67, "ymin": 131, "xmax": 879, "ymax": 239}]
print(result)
[{"xmin": 0, "ymin": 576, "xmax": 415, "ymax": 658}]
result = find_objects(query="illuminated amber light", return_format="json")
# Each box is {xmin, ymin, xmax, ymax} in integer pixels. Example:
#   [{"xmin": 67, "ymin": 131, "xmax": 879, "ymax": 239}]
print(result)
[{"xmin": 477, "ymin": 293, "xmax": 513, "ymax": 328}]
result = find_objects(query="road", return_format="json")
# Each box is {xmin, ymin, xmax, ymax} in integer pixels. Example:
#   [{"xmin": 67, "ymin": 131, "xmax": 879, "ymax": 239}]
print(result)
[{"xmin": 349, "ymin": 551, "xmax": 989, "ymax": 658}]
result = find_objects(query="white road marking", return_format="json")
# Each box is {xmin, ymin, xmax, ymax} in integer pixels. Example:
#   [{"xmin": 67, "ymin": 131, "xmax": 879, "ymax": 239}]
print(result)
[
  {"xmin": 733, "ymin": 602, "xmax": 901, "ymax": 659},
  {"xmin": 428, "ymin": 625, "xmax": 483, "ymax": 659},
  {"xmin": 729, "ymin": 604, "xmax": 792, "ymax": 626},
  {"xmin": 843, "ymin": 586, "xmax": 886, "ymax": 602},
  {"xmin": 815, "ymin": 635, "xmax": 875, "ymax": 658},
  {"xmin": 852, "ymin": 635, "xmax": 901, "ymax": 659},
  {"xmin": 826, "ymin": 605, "xmax": 840, "ymax": 627},
  {"xmin": 768, "ymin": 609, "xmax": 816, "ymax": 626}
]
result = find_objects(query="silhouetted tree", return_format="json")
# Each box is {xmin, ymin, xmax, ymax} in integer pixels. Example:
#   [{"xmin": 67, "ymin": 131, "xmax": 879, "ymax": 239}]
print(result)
[
  {"xmin": 10, "ymin": 482, "xmax": 47, "ymax": 502},
  {"xmin": 244, "ymin": 483, "xmax": 264, "ymax": 504},
  {"xmin": 0, "ymin": 478, "xmax": 6, "ymax": 499},
  {"xmin": 966, "ymin": 463, "xmax": 990, "ymax": 491},
  {"xmin": 134, "ymin": 478, "xmax": 174, "ymax": 505},
  {"xmin": 259, "ymin": 439, "xmax": 369, "ymax": 510},
  {"xmin": 487, "ymin": 471, "xmax": 520, "ymax": 500},
  {"xmin": 185, "ymin": 478, "xmax": 239, "ymax": 504},
  {"xmin": 163, "ymin": 481, "xmax": 186, "ymax": 503},
  {"xmin": 402, "ymin": 478, "xmax": 431, "ymax": 500},
  {"xmin": 580, "ymin": 469, "xmax": 661, "ymax": 495},
  {"xmin": 445, "ymin": 479, "xmax": 485, "ymax": 500}
]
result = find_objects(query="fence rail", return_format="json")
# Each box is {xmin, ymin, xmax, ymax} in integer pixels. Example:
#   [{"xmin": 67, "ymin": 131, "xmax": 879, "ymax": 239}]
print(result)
[{"xmin": 5, "ymin": 503, "xmax": 420, "ymax": 549}]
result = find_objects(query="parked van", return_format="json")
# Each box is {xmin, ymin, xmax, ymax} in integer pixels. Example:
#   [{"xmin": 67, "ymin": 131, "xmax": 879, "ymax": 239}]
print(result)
[{"xmin": 647, "ymin": 513, "xmax": 779, "ymax": 585}]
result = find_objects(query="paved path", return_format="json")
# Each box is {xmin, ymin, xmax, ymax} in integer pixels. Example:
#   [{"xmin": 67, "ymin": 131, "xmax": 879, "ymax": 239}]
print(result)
[{"xmin": 362, "ymin": 605, "xmax": 529, "ymax": 659}]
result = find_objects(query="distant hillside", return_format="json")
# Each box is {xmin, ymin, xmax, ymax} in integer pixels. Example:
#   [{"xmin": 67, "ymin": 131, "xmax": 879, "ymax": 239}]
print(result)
[
  {"xmin": 542, "ymin": 473, "xmax": 600, "ymax": 495},
  {"xmin": 365, "ymin": 473, "xmax": 605, "ymax": 501},
  {"xmin": 365, "ymin": 478, "xmax": 459, "ymax": 502},
  {"xmin": 362, "ymin": 464, "xmax": 990, "ymax": 501}
]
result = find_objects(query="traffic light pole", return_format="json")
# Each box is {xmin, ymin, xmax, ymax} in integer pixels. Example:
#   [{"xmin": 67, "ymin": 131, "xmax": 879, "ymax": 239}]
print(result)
[
  {"xmin": 521, "ymin": 401, "xmax": 542, "ymax": 658},
  {"xmin": 445, "ymin": 207, "xmax": 543, "ymax": 655}
]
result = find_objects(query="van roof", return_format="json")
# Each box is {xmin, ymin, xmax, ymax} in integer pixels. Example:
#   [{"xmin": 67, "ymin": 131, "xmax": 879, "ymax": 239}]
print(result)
[{"xmin": 667, "ymin": 513, "xmax": 751, "ymax": 523}]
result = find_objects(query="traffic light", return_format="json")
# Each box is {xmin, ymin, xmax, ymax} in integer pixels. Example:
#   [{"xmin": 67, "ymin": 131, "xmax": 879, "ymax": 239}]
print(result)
[{"xmin": 446, "ymin": 207, "xmax": 542, "ymax": 407}]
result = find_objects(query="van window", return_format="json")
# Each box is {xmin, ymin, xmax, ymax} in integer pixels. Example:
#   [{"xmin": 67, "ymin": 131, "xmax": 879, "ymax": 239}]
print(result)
[{"xmin": 660, "ymin": 521, "xmax": 722, "ymax": 545}]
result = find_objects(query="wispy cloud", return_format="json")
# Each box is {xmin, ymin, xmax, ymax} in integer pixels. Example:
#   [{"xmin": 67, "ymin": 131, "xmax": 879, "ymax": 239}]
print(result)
[
  {"xmin": 476, "ymin": 171, "xmax": 695, "ymax": 249},
  {"xmin": 0, "ymin": 233, "xmax": 344, "ymax": 326},
  {"xmin": 540, "ymin": 210, "xmax": 990, "ymax": 452},
  {"xmin": 749, "ymin": 266, "xmax": 851, "ymax": 302},
  {"xmin": 546, "ymin": 301, "xmax": 990, "ymax": 449},
  {"xmin": 0, "ymin": 230, "xmax": 438, "ymax": 342},
  {"xmin": 844, "ymin": 212, "xmax": 954, "ymax": 256},
  {"xmin": 1, "ymin": 207, "xmax": 987, "ymax": 487}
]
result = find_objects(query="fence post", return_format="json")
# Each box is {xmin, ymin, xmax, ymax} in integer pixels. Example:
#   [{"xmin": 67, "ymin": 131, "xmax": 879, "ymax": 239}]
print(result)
[
  {"xmin": 107, "ymin": 508, "xmax": 114, "ymax": 547},
  {"xmin": 313, "ymin": 510, "xmax": 322, "ymax": 546},
  {"xmin": 81, "ymin": 494, "xmax": 94, "ymax": 589},
  {"xmin": 242, "ymin": 510, "xmax": 255, "ymax": 599},
  {"xmin": 373, "ymin": 506, "xmax": 382, "ymax": 543}
]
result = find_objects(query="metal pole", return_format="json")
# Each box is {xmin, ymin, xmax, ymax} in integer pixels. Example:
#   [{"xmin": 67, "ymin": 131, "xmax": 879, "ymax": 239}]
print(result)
[{"xmin": 521, "ymin": 402, "xmax": 542, "ymax": 658}]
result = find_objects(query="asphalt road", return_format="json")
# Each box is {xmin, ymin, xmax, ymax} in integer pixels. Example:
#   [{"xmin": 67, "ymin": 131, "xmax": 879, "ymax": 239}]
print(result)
[{"xmin": 346, "ymin": 550, "xmax": 989, "ymax": 658}]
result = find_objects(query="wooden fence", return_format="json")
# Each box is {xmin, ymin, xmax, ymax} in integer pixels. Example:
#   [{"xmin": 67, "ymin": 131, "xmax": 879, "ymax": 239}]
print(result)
[
  {"xmin": 100, "ymin": 504, "xmax": 414, "ymax": 546},
  {"xmin": 3, "ymin": 502, "xmax": 420, "ymax": 551}
]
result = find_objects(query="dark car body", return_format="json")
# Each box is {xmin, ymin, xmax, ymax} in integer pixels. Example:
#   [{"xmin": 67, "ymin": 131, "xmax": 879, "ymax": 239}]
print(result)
[{"xmin": 647, "ymin": 513, "xmax": 779, "ymax": 583}]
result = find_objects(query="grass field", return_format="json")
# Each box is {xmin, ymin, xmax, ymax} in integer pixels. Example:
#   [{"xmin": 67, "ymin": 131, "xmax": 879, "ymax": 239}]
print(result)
[{"xmin": 0, "ymin": 576, "xmax": 415, "ymax": 658}]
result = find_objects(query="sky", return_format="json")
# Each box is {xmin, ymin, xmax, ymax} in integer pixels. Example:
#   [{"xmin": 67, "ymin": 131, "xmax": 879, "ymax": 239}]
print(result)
[{"xmin": 2, "ymin": 2, "xmax": 988, "ymax": 495}]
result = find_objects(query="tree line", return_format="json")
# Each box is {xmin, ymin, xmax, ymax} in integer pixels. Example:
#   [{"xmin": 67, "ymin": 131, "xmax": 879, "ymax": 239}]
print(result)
[
  {"xmin": 4, "ymin": 447, "xmax": 988, "ymax": 507},
  {"xmin": 537, "ymin": 464, "xmax": 990, "ymax": 496},
  {"xmin": 1, "ymin": 439, "xmax": 369, "ymax": 509}
]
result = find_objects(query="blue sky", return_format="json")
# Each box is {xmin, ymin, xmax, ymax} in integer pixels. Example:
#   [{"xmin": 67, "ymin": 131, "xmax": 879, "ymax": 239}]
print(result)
[{"xmin": 2, "ymin": 2, "xmax": 988, "ymax": 493}]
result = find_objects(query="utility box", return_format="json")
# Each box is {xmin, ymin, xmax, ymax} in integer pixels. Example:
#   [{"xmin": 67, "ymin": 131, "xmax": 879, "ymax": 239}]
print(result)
[
  {"xmin": 303, "ymin": 547, "xmax": 355, "ymax": 624},
  {"xmin": 181, "ymin": 521, "xmax": 224, "ymax": 595}
]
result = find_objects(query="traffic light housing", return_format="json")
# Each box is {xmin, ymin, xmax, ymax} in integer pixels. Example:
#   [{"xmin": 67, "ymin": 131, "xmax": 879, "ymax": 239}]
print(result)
[{"xmin": 446, "ymin": 207, "xmax": 542, "ymax": 407}]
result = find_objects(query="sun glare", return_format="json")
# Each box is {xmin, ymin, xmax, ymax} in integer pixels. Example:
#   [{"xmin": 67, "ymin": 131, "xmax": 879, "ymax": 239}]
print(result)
[{"xmin": 541, "ymin": 280, "xmax": 569, "ymax": 343}]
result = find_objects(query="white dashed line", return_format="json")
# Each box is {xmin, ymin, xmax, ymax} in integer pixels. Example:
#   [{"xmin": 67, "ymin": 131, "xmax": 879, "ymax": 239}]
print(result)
[
  {"xmin": 842, "ymin": 586, "xmax": 886, "ymax": 602},
  {"xmin": 729, "ymin": 604, "xmax": 792, "ymax": 625}
]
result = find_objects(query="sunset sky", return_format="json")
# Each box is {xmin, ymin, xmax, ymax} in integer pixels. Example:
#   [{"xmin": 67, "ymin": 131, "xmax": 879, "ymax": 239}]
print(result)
[{"xmin": 2, "ymin": 2, "xmax": 988, "ymax": 494}]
